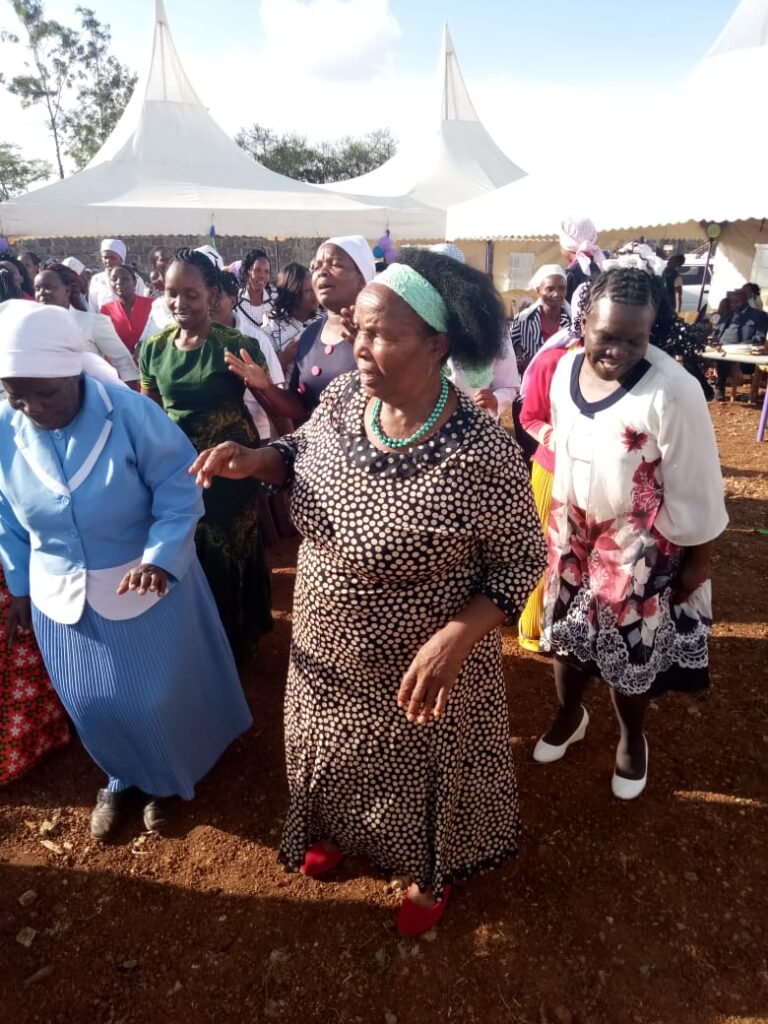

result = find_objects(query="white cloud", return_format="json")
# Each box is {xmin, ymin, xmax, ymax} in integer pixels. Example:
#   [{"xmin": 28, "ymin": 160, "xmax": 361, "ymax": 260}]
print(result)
[{"xmin": 258, "ymin": 0, "xmax": 401, "ymax": 82}]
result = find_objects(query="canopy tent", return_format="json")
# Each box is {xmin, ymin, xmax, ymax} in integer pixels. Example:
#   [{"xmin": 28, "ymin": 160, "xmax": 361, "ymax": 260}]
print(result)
[
  {"xmin": 446, "ymin": 0, "xmax": 768, "ymax": 246},
  {"xmin": 0, "ymin": 0, "xmax": 388, "ymax": 239},
  {"xmin": 323, "ymin": 25, "xmax": 527, "ymax": 240}
]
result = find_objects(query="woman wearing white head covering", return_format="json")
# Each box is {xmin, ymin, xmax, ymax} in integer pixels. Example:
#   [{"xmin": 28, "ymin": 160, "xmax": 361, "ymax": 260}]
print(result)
[
  {"xmin": 508, "ymin": 264, "xmax": 570, "ymax": 371},
  {"xmin": 0, "ymin": 301, "xmax": 251, "ymax": 839},
  {"xmin": 559, "ymin": 218, "xmax": 605, "ymax": 303},
  {"xmin": 253, "ymin": 235, "xmax": 376, "ymax": 420},
  {"xmin": 88, "ymin": 238, "xmax": 146, "ymax": 312}
]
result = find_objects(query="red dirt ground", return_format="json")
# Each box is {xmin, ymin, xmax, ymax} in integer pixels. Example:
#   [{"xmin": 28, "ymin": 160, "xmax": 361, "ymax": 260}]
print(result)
[{"xmin": 1, "ymin": 401, "xmax": 766, "ymax": 1024}]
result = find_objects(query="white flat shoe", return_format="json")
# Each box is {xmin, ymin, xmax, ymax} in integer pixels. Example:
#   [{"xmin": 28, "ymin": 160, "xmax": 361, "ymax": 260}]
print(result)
[
  {"xmin": 533, "ymin": 706, "xmax": 589, "ymax": 764},
  {"xmin": 611, "ymin": 737, "xmax": 648, "ymax": 800}
]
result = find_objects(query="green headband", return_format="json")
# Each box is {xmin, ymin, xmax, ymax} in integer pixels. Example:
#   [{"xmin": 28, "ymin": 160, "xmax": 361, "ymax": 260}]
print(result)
[{"xmin": 375, "ymin": 263, "xmax": 449, "ymax": 333}]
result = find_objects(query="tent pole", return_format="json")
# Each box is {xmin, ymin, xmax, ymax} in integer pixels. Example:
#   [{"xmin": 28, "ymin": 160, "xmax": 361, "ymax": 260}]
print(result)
[{"xmin": 698, "ymin": 239, "xmax": 716, "ymax": 311}]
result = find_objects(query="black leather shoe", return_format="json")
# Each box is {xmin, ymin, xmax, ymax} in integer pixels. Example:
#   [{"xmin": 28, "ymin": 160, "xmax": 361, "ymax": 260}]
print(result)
[
  {"xmin": 90, "ymin": 788, "xmax": 133, "ymax": 840},
  {"xmin": 143, "ymin": 798, "xmax": 170, "ymax": 833}
]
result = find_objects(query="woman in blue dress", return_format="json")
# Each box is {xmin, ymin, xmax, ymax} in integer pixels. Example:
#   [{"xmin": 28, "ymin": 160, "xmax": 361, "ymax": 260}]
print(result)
[{"xmin": 0, "ymin": 301, "xmax": 252, "ymax": 839}]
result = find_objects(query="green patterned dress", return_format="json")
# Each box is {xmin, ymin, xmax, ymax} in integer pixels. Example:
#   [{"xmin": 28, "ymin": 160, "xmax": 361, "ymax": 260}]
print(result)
[{"xmin": 140, "ymin": 322, "xmax": 272, "ymax": 658}]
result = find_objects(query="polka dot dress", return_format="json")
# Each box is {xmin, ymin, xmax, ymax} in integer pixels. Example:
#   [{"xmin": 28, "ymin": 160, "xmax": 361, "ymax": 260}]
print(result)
[{"xmin": 271, "ymin": 374, "xmax": 547, "ymax": 897}]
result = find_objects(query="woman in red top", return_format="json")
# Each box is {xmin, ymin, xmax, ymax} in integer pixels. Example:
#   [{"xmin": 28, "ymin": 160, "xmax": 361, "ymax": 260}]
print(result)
[{"xmin": 100, "ymin": 265, "xmax": 154, "ymax": 354}]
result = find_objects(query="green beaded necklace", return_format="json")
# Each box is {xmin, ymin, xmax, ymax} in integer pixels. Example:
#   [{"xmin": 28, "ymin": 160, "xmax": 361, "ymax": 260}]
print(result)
[{"xmin": 370, "ymin": 376, "xmax": 450, "ymax": 450}]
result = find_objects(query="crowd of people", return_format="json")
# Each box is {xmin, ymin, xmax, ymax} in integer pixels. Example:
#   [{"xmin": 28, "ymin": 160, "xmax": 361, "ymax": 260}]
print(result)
[{"xmin": 0, "ymin": 220, "xmax": 731, "ymax": 936}]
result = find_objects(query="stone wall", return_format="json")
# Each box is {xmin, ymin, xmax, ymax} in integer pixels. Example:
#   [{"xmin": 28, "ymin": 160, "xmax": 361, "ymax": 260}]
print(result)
[{"xmin": 18, "ymin": 235, "xmax": 325, "ymax": 279}]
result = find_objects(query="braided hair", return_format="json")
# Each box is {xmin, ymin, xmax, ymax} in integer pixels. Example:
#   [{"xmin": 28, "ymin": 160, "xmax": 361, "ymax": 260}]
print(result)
[
  {"xmin": 219, "ymin": 270, "xmax": 239, "ymax": 300},
  {"xmin": 584, "ymin": 267, "xmax": 703, "ymax": 360},
  {"xmin": 0, "ymin": 268, "xmax": 19, "ymax": 302},
  {"xmin": 171, "ymin": 248, "xmax": 222, "ymax": 292},
  {"xmin": 1, "ymin": 254, "xmax": 34, "ymax": 296},
  {"xmin": 238, "ymin": 248, "xmax": 271, "ymax": 292},
  {"xmin": 395, "ymin": 248, "xmax": 506, "ymax": 368}
]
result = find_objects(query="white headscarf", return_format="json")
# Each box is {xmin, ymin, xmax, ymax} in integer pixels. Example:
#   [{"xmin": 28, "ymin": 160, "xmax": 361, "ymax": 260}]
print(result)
[
  {"xmin": 529, "ymin": 264, "xmax": 566, "ymax": 290},
  {"xmin": 429, "ymin": 242, "xmax": 465, "ymax": 264},
  {"xmin": 100, "ymin": 238, "xmax": 127, "ymax": 262},
  {"xmin": 0, "ymin": 300, "xmax": 124, "ymax": 387},
  {"xmin": 62, "ymin": 256, "xmax": 85, "ymax": 275},
  {"xmin": 194, "ymin": 245, "xmax": 225, "ymax": 271},
  {"xmin": 558, "ymin": 218, "xmax": 605, "ymax": 275},
  {"xmin": 322, "ymin": 235, "xmax": 376, "ymax": 284}
]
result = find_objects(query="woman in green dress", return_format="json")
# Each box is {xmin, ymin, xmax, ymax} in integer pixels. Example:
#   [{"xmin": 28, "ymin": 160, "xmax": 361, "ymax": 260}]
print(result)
[{"xmin": 140, "ymin": 249, "xmax": 284, "ymax": 659}]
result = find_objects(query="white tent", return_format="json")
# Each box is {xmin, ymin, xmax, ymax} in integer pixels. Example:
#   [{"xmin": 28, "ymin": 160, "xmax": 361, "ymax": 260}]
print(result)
[
  {"xmin": 0, "ymin": 0, "xmax": 389, "ymax": 239},
  {"xmin": 446, "ymin": 0, "xmax": 768, "ymax": 243},
  {"xmin": 324, "ymin": 25, "xmax": 527, "ymax": 240}
]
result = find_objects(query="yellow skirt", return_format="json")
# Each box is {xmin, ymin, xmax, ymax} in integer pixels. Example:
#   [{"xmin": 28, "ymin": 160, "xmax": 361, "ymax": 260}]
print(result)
[{"xmin": 518, "ymin": 461, "xmax": 554, "ymax": 653}]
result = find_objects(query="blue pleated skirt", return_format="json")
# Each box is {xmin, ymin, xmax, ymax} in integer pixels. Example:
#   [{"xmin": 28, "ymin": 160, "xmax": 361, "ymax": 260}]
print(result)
[{"xmin": 32, "ymin": 560, "xmax": 252, "ymax": 799}]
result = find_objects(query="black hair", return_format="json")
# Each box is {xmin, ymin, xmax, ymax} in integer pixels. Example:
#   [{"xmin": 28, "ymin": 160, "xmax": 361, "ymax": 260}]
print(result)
[
  {"xmin": 744, "ymin": 282, "xmax": 761, "ymax": 297},
  {"xmin": 584, "ymin": 267, "xmax": 703, "ymax": 360},
  {"xmin": 238, "ymin": 248, "xmax": 271, "ymax": 291},
  {"xmin": 2, "ymin": 254, "xmax": 34, "ymax": 296},
  {"xmin": 40, "ymin": 263, "xmax": 88, "ymax": 311},
  {"xmin": 110, "ymin": 263, "xmax": 137, "ymax": 283},
  {"xmin": 152, "ymin": 246, "xmax": 173, "ymax": 263},
  {"xmin": 219, "ymin": 270, "xmax": 239, "ymax": 300},
  {"xmin": 666, "ymin": 253, "xmax": 685, "ymax": 269},
  {"xmin": 171, "ymin": 248, "xmax": 222, "ymax": 291},
  {"xmin": 0, "ymin": 268, "xmax": 20, "ymax": 302},
  {"xmin": 272, "ymin": 262, "xmax": 311, "ymax": 322},
  {"xmin": 394, "ymin": 248, "xmax": 506, "ymax": 368},
  {"xmin": 21, "ymin": 251, "xmax": 41, "ymax": 269}
]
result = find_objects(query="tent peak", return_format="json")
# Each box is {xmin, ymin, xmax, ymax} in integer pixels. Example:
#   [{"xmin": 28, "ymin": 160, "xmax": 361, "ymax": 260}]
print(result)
[
  {"xmin": 706, "ymin": 0, "xmax": 768, "ymax": 58},
  {"xmin": 440, "ymin": 21, "xmax": 479, "ymax": 123}
]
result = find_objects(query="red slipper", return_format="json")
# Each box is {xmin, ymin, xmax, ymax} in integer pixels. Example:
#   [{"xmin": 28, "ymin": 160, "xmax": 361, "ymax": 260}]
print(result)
[
  {"xmin": 300, "ymin": 843, "xmax": 345, "ymax": 877},
  {"xmin": 396, "ymin": 884, "xmax": 452, "ymax": 937}
]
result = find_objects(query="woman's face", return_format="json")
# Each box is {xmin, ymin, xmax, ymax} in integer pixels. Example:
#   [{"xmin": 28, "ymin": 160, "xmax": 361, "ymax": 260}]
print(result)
[
  {"xmin": 353, "ymin": 284, "xmax": 448, "ymax": 403},
  {"xmin": 102, "ymin": 249, "xmax": 123, "ymax": 271},
  {"xmin": 34, "ymin": 270, "xmax": 69, "ymax": 308},
  {"xmin": 312, "ymin": 244, "xmax": 364, "ymax": 314},
  {"xmin": 0, "ymin": 261, "xmax": 23, "ymax": 292},
  {"xmin": 247, "ymin": 258, "xmax": 271, "ymax": 294},
  {"xmin": 296, "ymin": 274, "xmax": 318, "ymax": 321},
  {"xmin": 583, "ymin": 296, "xmax": 654, "ymax": 382},
  {"xmin": 214, "ymin": 290, "xmax": 238, "ymax": 325},
  {"xmin": 164, "ymin": 261, "xmax": 215, "ymax": 332},
  {"xmin": 3, "ymin": 376, "xmax": 82, "ymax": 431},
  {"xmin": 153, "ymin": 248, "xmax": 172, "ymax": 278},
  {"xmin": 537, "ymin": 275, "xmax": 567, "ymax": 311},
  {"xmin": 21, "ymin": 254, "xmax": 39, "ymax": 279},
  {"xmin": 110, "ymin": 266, "xmax": 136, "ymax": 302}
]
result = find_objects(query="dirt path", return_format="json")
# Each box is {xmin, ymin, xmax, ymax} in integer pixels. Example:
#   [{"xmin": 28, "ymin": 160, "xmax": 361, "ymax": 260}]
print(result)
[{"xmin": 1, "ymin": 402, "xmax": 766, "ymax": 1024}]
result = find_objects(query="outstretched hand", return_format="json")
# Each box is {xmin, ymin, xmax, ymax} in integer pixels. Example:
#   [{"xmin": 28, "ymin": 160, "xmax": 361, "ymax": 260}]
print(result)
[
  {"xmin": 226, "ymin": 349, "xmax": 270, "ymax": 392},
  {"xmin": 189, "ymin": 441, "xmax": 259, "ymax": 489}
]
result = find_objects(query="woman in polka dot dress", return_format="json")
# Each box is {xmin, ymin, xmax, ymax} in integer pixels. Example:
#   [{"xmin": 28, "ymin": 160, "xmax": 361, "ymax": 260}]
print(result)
[{"xmin": 192, "ymin": 250, "xmax": 546, "ymax": 936}]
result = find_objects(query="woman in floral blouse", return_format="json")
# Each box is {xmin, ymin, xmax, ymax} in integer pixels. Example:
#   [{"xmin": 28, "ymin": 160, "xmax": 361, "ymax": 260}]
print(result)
[{"xmin": 533, "ymin": 268, "xmax": 728, "ymax": 800}]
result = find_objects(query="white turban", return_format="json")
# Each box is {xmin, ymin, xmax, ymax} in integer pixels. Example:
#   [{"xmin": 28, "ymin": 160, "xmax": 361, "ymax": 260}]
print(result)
[
  {"xmin": 429, "ymin": 242, "xmax": 466, "ymax": 264},
  {"xmin": 194, "ymin": 245, "xmax": 224, "ymax": 271},
  {"xmin": 62, "ymin": 256, "xmax": 85, "ymax": 275},
  {"xmin": 100, "ymin": 238, "xmax": 127, "ymax": 262},
  {"xmin": 322, "ymin": 235, "xmax": 376, "ymax": 284},
  {"xmin": 0, "ymin": 301, "xmax": 85, "ymax": 378},
  {"xmin": 558, "ymin": 218, "xmax": 605, "ymax": 275},
  {"xmin": 529, "ymin": 264, "xmax": 567, "ymax": 290}
]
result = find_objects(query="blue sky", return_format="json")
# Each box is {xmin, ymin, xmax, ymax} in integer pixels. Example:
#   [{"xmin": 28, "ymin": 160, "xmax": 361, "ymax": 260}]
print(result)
[{"xmin": 0, "ymin": 0, "xmax": 741, "ymax": 173}]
